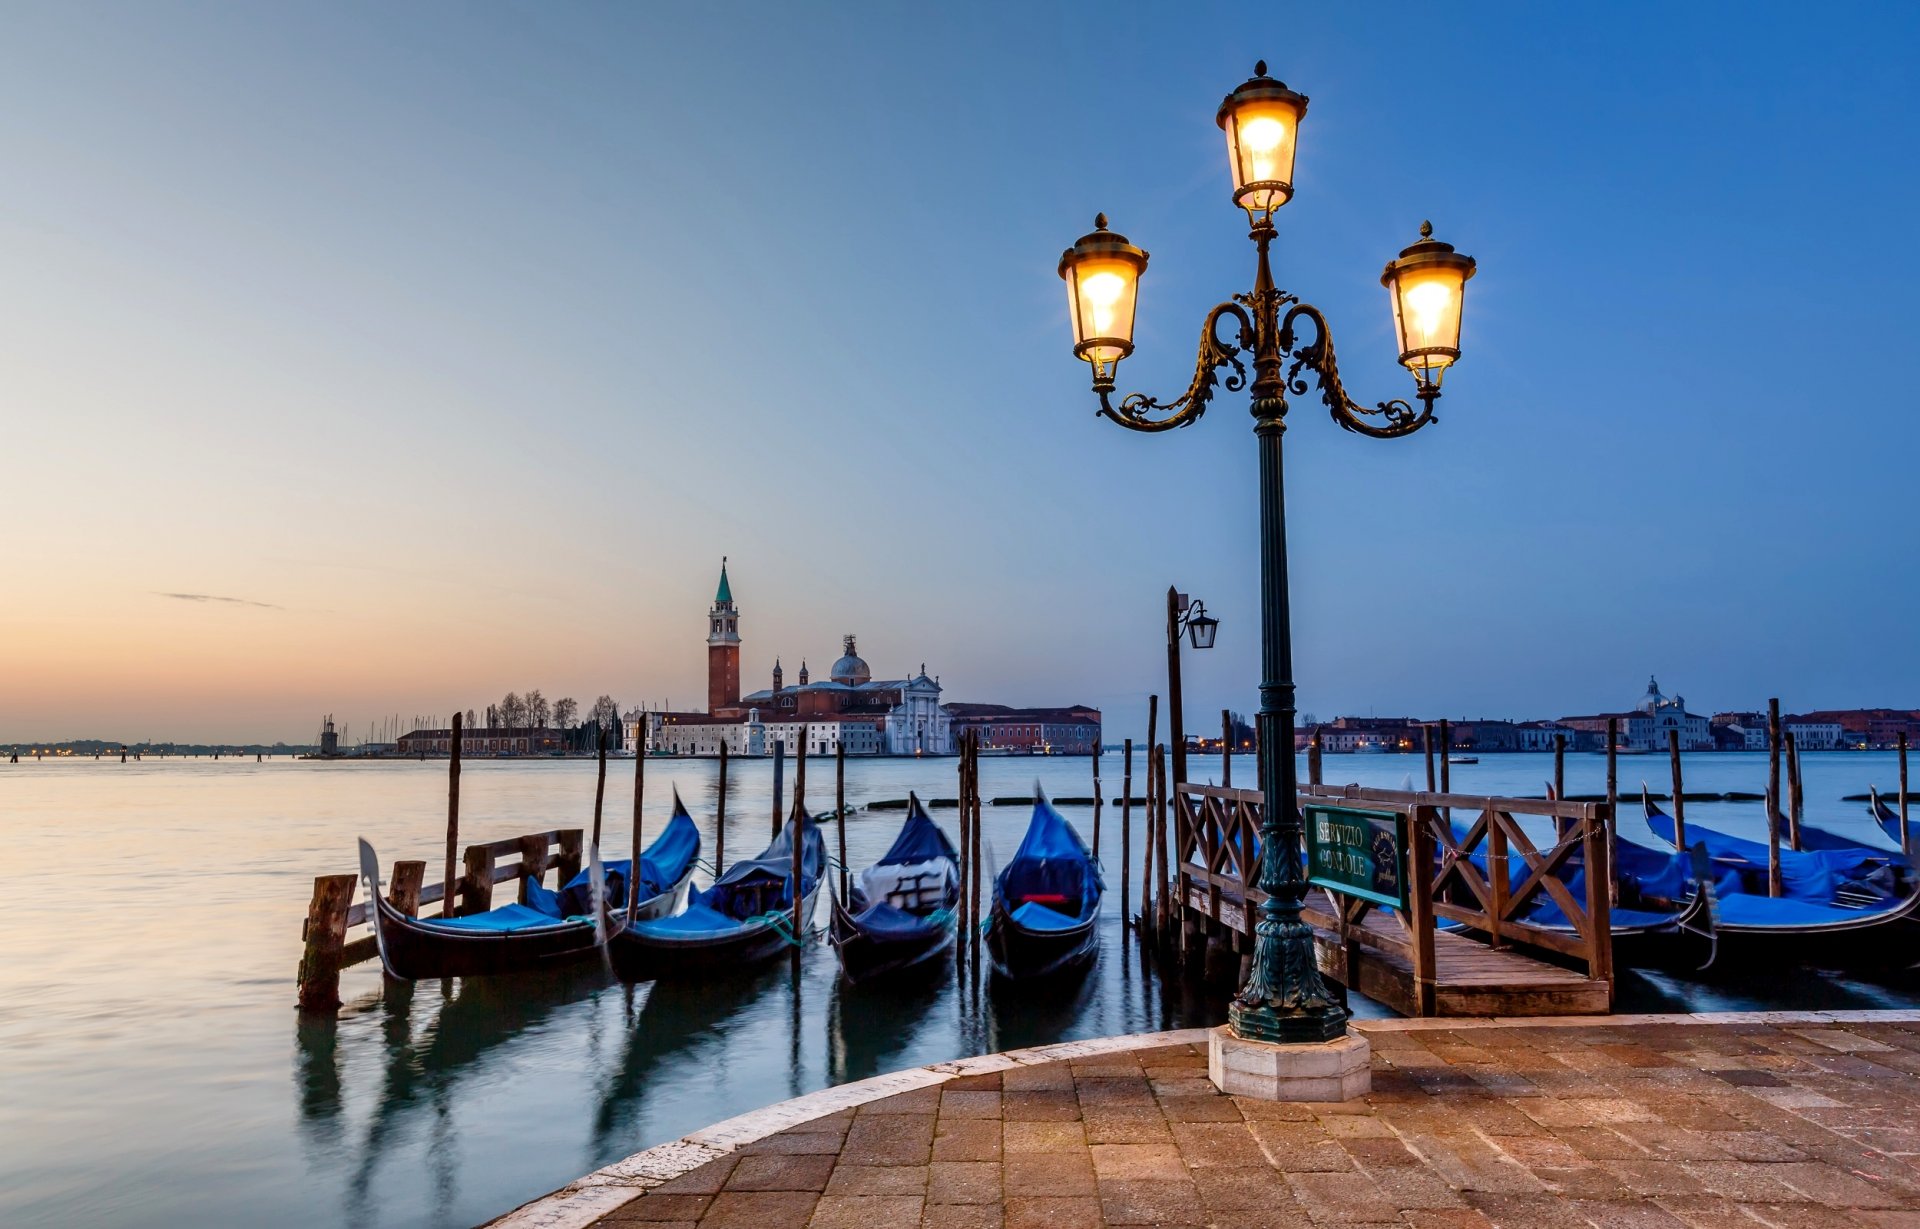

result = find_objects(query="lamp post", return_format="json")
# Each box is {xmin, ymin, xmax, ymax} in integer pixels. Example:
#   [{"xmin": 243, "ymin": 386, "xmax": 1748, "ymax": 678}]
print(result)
[
  {"xmin": 1060, "ymin": 62, "xmax": 1475, "ymax": 1046},
  {"xmin": 1166, "ymin": 590, "xmax": 1219, "ymax": 790}
]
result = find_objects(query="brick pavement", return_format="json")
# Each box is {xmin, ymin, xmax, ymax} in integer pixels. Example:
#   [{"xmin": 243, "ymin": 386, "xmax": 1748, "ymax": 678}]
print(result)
[{"xmin": 584, "ymin": 1019, "xmax": 1920, "ymax": 1229}]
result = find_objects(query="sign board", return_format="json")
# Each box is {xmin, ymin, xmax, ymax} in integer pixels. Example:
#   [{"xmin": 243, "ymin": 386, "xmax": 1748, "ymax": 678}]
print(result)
[{"xmin": 1304, "ymin": 805, "xmax": 1408, "ymax": 909}]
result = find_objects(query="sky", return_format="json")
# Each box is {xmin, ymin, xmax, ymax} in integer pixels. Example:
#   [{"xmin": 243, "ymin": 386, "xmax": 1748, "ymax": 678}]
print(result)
[{"xmin": 2, "ymin": 2, "xmax": 1917, "ymax": 743}]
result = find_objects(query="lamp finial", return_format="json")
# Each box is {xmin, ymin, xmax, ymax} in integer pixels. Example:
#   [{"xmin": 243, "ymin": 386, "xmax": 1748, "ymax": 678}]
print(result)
[{"xmin": 1094, "ymin": 212, "xmax": 1108, "ymax": 230}]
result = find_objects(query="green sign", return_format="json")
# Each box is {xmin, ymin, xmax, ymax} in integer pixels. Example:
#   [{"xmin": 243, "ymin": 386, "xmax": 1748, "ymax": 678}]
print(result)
[{"xmin": 1304, "ymin": 805, "xmax": 1407, "ymax": 909}]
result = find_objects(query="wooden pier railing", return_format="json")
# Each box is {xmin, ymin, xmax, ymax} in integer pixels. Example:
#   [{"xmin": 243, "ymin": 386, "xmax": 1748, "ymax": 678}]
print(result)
[
  {"xmin": 1173, "ymin": 782, "xmax": 1613, "ymax": 1017},
  {"xmin": 296, "ymin": 828, "xmax": 583, "ymax": 1011}
]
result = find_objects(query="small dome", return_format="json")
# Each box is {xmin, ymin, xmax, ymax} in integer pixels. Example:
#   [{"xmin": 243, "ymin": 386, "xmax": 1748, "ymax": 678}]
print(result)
[{"xmin": 830, "ymin": 634, "xmax": 870, "ymax": 685}]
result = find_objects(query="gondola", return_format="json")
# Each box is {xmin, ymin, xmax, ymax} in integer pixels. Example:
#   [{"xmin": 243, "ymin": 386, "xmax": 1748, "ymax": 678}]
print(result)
[
  {"xmin": 610, "ymin": 810, "xmax": 825, "ymax": 981},
  {"xmin": 1641, "ymin": 790, "xmax": 1920, "ymax": 967},
  {"xmin": 1871, "ymin": 790, "xmax": 1915, "ymax": 851},
  {"xmin": 356, "ymin": 803, "xmax": 700, "ymax": 981},
  {"xmin": 829, "ymin": 794, "xmax": 959, "ymax": 984},
  {"xmin": 984, "ymin": 791, "xmax": 1102, "ymax": 981}
]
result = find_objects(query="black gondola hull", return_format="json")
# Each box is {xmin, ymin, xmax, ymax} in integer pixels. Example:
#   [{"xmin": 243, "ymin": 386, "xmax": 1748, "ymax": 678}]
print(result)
[
  {"xmin": 372, "ymin": 902, "xmax": 619, "ymax": 980},
  {"xmin": 829, "ymin": 896, "xmax": 955, "ymax": 984},
  {"xmin": 610, "ymin": 884, "xmax": 821, "ymax": 981},
  {"xmin": 984, "ymin": 899, "xmax": 1099, "ymax": 981}
]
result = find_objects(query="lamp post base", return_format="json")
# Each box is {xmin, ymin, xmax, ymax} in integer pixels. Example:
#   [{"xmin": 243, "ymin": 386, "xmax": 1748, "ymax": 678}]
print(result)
[{"xmin": 1207, "ymin": 1025, "xmax": 1370, "ymax": 1102}]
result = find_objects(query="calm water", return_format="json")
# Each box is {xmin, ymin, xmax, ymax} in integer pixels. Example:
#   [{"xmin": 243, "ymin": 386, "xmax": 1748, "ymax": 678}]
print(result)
[{"xmin": 3, "ymin": 749, "xmax": 1916, "ymax": 1228}]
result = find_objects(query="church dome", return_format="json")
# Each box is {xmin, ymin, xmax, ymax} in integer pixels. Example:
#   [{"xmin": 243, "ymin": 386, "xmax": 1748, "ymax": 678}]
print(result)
[{"xmin": 829, "ymin": 634, "xmax": 871, "ymax": 686}]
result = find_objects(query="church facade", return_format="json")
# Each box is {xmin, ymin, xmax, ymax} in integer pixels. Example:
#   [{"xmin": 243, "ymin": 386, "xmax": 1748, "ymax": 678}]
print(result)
[{"xmin": 626, "ymin": 563, "xmax": 954, "ymax": 757}]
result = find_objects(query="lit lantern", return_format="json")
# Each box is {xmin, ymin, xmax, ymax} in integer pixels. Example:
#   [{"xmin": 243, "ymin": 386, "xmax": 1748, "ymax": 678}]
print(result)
[
  {"xmin": 1216, "ymin": 62, "xmax": 1308, "ymax": 219},
  {"xmin": 1381, "ymin": 221, "xmax": 1477, "ymax": 388},
  {"xmin": 1058, "ymin": 214, "xmax": 1149, "ymax": 385}
]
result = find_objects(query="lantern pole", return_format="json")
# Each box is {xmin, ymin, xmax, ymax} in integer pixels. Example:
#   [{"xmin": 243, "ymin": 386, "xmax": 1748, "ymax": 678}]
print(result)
[{"xmin": 1066, "ymin": 68, "xmax": 1473, "ymax": 1050}]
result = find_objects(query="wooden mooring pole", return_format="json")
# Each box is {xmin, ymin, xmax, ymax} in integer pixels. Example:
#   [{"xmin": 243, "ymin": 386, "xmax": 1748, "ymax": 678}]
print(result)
[
  {"xmin": 1091, "ymin": 733, "xmax": 1103, "ymax": 858},
  {"xmin": 443, "ymin": 711, "xmax": 462, "ymax": 918},
  {"xmin": 1120, "ymin": 738, "xmax": 1133, "ymax": 929},
  {"xmin": 390, "ymin": 861, "xmax": 424, "ymax": 917},
  {"xmin": 627, "ymin": 735, "xmax": 645, "ymax": 922},
  {"xmin": 1154, "ymin": 742, "xmax": 1171, "ymax": 943},
  {"xmin": 1606, "ymin": 717, "xmax": 1620, "ymax": 906},
  {"xmin": 296, "ymin": 874, "xmax": 356, "ymax": 1011},
  {"xmin": 715, "ymin": 743, "xmax": 728, "ymax": 878},
  {"xmin": 1667, "ymin": 729, "xmax": 1687, "ymax": 850},
  {"xmin": 1307, "ymin": 727, "xmax": 1322, "ymax": 787},
  {"xmin": 1221, "ymin": 709, "xmax": 1232, "ymax": 788},
  {"xmin": 1423, "ymin": 723, "xmax": 1436, "ymax": 791},
  {"xmin": 1901, "ymin": 732, "xmax": 1912, "ymax": 857},
  {"xmin": 1143, "ymin": 696, "xmax": 1158, "ymax": 931},
  {"xmin": 591, "ymin": 730, "xmax": 608, "ymax": 851},
  {"xmin": 1767, "ymin": 698, "xmax": 1783, "ymax": 897},
  {"xmin": 772, "ymin": 739, "xmax": 785, "ymax": 836},
  {"xmin": 835, "ymin": 739, "xmax": 848, "ymax": 904},
  {"xmin": 790, "ymin": 737, "xmax": 807, "ymax": 954},
  {"xmin": 971, "ymin": 732, "xmax": 984, "ymax": 966},
  {"xmin": 1786, "ymin": 731, "xmax": 1804, "ymax": 851}
]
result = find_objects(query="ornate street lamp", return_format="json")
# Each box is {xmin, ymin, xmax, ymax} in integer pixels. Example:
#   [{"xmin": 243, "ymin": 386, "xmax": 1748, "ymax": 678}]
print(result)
[
  {"xmin": 1183, "ymin": 600, "xmax": 1219, "ymax": 651},
  {"xmin": 1060, "ymin": 62, "xmax": 1476, "ymax": 1046}
]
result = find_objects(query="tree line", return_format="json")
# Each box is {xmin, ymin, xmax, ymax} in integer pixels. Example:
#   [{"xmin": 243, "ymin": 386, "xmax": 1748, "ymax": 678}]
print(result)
[{"xmin": 478, "ymin": 691, "xmax": 624, "ymax": 751}]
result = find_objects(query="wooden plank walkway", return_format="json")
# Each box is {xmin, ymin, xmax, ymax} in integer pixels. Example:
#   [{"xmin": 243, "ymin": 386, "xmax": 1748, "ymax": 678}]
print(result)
[{"xmin": 1181, "ymin": 884, "xmax": 1610, "ymax": 1017}]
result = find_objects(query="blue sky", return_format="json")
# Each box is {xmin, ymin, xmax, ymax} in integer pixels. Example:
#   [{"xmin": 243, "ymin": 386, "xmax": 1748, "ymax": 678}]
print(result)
[{"xmin": 1, "ymin": 3, "xmax": 1916, "ymax": 741}]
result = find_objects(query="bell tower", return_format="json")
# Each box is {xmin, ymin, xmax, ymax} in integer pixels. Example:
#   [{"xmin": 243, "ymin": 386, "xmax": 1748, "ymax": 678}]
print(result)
[{"xmin": 708, "ymin": 558, "xmax": 741, "ymax": 713}]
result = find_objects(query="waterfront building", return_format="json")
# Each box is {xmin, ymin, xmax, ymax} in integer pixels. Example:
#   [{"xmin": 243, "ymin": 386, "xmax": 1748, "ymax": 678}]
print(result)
[
  {"xmin": 1711, "ymin": 712, "xmax": 1771, "ymax": 751},
  {"xmin": 396, "ymin": 725, "xmax": 564, "ymax": 756},
  {"xmin": 945, "ymin": 704, "xmax": 1102, "ymax": 754},
  {"xmin": 1560, "ymin": 676, "xmax": 1712, "ymax": 751},
  {"xmin": 1782, "ymin": 715, "xmax": 1845, "ymax": 751},
  {"xmin": 1513, "ymin": 720, "xmax": 1583, "ymax": 752},
  {"xmin": 631, "ymin": 563, "xmax": 954, "ymax": 756}
]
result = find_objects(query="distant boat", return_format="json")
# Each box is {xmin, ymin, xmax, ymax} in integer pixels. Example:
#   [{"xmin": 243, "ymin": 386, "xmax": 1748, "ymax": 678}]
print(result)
[
  {"xmin": 829, "ymin": 794, "xmax": 960, "ymax": 984},
  {"xmin": 985, "ymin": 791, "xmax": 1102, "ymax": 981},
  {"xmin": 1447, "ymin": 755, "xmax": 1478, "ymax": 765}
]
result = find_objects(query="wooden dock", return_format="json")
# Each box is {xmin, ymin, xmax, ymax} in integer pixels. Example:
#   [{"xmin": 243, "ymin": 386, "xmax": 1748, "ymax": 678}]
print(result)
[{"xmin": 1171, "ymin": 781, "xmax": 1615, "ymax": 1018}]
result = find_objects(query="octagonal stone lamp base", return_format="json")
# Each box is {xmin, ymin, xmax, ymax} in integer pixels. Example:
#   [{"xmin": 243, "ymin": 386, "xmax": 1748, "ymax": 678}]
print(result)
[{"xmin": 1206, "ymin": 1024, "xmax": 1371, "ymax": 1102}]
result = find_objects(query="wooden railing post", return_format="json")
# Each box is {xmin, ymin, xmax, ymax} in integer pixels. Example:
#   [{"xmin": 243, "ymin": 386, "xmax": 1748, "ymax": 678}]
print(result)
[
  {"xmin": 555, "ymin": 829, "xmax": 583, "ymax": 884},
  {"xmin": 461, "ymin": 845, "xmax": 494, "ymax": 915},
  {"xmin": 1408, "ymin": 806, "xmax": 1437, "ymax": 1017},
  {"xmin": 517, "ymin": 833, "xmax": 551, "ymax": 904},
  {"xmin": 1581, "ymin": 806, "xmax": 1614, "ymax": 1002},
  {"xmin": 1486, "ymin": 809, "xmax": 1508, "ymax": 950},
  {"xmin": 1120, "ymin": 739, "xmax": 1133, "ymax": 928},
  {"xmin": 390, "ymin": 861, "xmax": 425, "ymax": 917},
  {"xmin": 297, "ymin": 874, "xmax": 357, "ymax": 1011}
]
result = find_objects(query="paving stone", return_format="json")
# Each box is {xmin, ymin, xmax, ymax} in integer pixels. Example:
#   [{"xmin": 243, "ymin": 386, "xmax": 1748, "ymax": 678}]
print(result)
[
  {"xmin": 826, "ymin": 1163, "xmax": 929, "ymax": 1195},
  {"xmin": 1283, "ymin": 1170, "xmax": 1402, "ymax": 1222},
  {"xmin": 700, "ymin": 1190, "xmax": 820, "ymax": 1229},
  {"xmin": 940, "ymin": 1090, "xmax": 1003, "ymax": 1120},
  {"xmin": 1170, "ymin": 1120, "xmax": 1269, "ymax": 1168},
  {"xmin": 927, "ymin": 1160, "xmax": 1002, "ymax": 1204},
  {"xmin": 1089, "ymin": 1143, "xmax": 1188, "ymax": 1181},
  {"xmin": 862, "ymin": 1087, "xmax": 944, "ymax": 1114},
  {"xmin": 840, "ymin": 1114, "xmax": 936, "ymax": 1166},
  {"xmin": 919, "ymin": 1202, "xmax": 1002, "ymax": 1229},
  {"xmin": 806, "ymin": 1193, "xmax": 925, "ymax": 1229},
  {"xmin": 1096, "ymin": 1177, "xmax": 1205, "ymax": 1225},
  {"xmin": 1000, "ymin": 1090, "xmax": 1079, "ymax": 1121},
  {"xmin": 1000, "ymin": 1120, "xmax": 1085, "ymax": 1153},
  {"xmin": 1192, "ymin": 1165, "xmax": 1291, "ymax": 1210},
  {"xmin": 1160, "ymin": 1093, "xmax": 1245, "ymax": 1122},
  {"xmin": 932, "ymin": 1118, "xmax": 1002, "ymax": 1162},
  {"xmin": 1081, "ymin": 1106, "xmax": 1173, "ymax": 1144},
  {"xmin": 1001, "ymin": 1195, "xmax": 1100, "ymax": 1229},
  {"xmin": 727, "ymin": 1153, "xmax": 837, "ymax": 1192},
  {"xmin": 1002, "ymin": 1150, "xmax": 1095, "ymax": 1197}
]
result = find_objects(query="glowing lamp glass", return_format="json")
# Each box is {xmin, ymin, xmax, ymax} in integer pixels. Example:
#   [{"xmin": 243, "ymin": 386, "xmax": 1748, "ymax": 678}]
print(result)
[
  {"xmin": 1382, "ymin": 224, "xmax": 1476, "ymax": 389},
  {"xmin": 1059, "ymin": 216, "xmax": 1149, "ymax": 384},
  {"xmin": 1217, "ymin": 67, "xmax": 1308, "ymax": 219}
]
